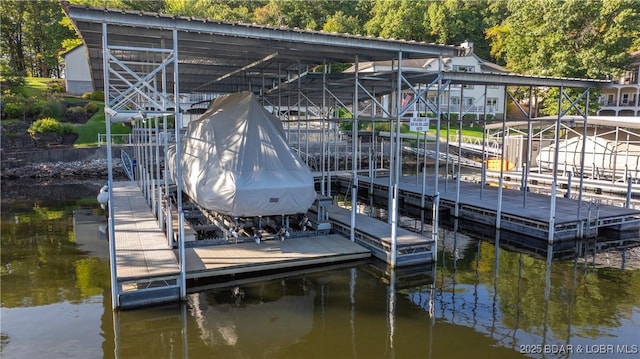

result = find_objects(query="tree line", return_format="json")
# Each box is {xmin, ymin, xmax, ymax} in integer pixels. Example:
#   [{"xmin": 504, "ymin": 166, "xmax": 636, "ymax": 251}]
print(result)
[{"xmin": 1, "ymin": 0, "xmax": 639, "ymax": 81}]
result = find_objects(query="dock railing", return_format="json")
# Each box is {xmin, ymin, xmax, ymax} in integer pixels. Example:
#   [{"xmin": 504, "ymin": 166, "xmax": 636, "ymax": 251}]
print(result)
[{"xmin": 98, "ymin": 133, "xmax": 133, "ymax": 146}]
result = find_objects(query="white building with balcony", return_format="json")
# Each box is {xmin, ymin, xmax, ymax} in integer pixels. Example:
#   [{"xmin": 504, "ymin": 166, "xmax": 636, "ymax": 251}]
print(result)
[
  {"xmin": 597, "ymin": 51, "xmax": 640, "ymax": 117},
  {"xmin": 345, "ymin": 42, "xmax": 508, "ymax": 120}
]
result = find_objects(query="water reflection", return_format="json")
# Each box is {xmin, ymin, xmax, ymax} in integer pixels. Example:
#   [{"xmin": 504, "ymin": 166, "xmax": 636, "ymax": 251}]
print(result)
[{"xmin": 2, "ymin": 182, "xmax": 639, "ymax": 359}]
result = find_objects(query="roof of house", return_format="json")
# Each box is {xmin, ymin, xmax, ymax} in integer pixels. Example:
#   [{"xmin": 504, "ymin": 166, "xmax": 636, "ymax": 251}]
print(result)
[{"xmin": 344, "ymin": 47, "xmax": 508, "ymax": 74}]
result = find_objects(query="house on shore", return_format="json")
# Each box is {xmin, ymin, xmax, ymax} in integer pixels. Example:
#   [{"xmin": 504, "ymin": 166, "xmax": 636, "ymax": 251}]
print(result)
[
  {"xmin": 597, "ymin": 51, "xmax": 640, "ymax": 117},
  {"xmin": 345, "ymin": 41, "xmax": 509, "ymax": 120}
]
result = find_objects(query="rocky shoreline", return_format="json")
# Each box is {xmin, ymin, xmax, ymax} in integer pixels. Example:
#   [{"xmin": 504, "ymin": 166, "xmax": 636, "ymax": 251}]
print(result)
[{"xmin": 1, "ymin": 158, "xmax": 126, "ymax": 180}]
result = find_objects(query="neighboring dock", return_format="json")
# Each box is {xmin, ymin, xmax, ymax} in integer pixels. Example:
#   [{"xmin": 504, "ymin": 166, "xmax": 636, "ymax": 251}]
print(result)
[{"xmin": 330, "ymin": 174, "xmax": 640, "ymax": 242}]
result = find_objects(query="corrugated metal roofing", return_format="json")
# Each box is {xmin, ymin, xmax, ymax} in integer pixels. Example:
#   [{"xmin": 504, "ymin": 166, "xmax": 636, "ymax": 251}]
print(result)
[{"xmin": 62, "ymin": 2, "xmax": 612, "ymax": 108}]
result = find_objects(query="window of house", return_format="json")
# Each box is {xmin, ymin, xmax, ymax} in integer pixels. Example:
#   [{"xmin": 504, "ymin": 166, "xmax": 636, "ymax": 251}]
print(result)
[
  {"xmin": 451, "ymin": 96, "xmax": 461, "ymax": 105},
  {"xmin": 622, "ymin": 93, "xmax": 629, "ymax": 104},
  {"xmin": 607, "ymin": 94, "xmax": 614, "ymax": 105},
  {"xmin": 487, "ymin": 85, "xmax": 500, "ymax": 89},
  {"xmin": 453, "ymin": 65, "xmax": 475, "ymax": 72},
  {"xmin": 464, "ymin": 97, "xmax": 474, "ymax": 106},
  {"xmin": 486, "ymin": 98, "xmax": 498, "ymax": 110},
  {"xmin": 463, "ymin": 84, "xmax": 474, "ymax": 89}
]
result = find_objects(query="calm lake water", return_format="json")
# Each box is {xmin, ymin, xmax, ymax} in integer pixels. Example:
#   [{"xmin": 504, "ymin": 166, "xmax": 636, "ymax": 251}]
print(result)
[{"xmin": 1, "ymin": 181, "xmax": 639, "ymax": 359}]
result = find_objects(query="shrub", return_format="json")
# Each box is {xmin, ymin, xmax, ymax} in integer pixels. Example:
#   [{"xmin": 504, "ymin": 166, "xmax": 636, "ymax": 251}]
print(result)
[
  {"xmin": 64, "ymin": 106, "xmax": 87, "ymax": 122},
  {"xmin": 49, "ymin": 83, "xmax": 65, "ymax": 93},
  {"xmin": 90, "ymin": 91, "xmax": 104, "ymax": 101},
  {"xmin": 84, "ymin": 101, "xmax": 99, "ymax": 113},
  {"xmin": 374, "ymin": 122, "xmax": 390, "ymax": 132},
  {"xmin": 28, "ymin": 117, "xmax": 75, "ymax": 135},
  {"xmin": 3, "ymin": 101, "xmax": 26, "ymax": 119},
  {"xmin": 81, "ymin": 92, "xmax": 92, "ymax": 99},
  {"xmin": 41, "ymin": 99, "xmax": 65, "ymax": 118},
  {"xmin": 0, "ymin": 75, "xmax": 25, "ymax": 91}
]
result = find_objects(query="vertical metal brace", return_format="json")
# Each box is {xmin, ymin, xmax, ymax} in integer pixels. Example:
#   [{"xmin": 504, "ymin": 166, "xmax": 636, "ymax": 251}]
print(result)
[
  {"xmin": 577, "ymin": 89, "xmax": 590, "ymax": 216},
  {"xmin": 389, "ymin": 51, "xmax": 403, "ymax": 268},
  {"xmin": 523, "ymin": 86, "xmax": 534, "ymax": 207},
  {"xmin": 432, "ymin": 58, "xmax": 444, "ymax": 262},
  {"xmin": 321, "ymin": 62, "xmax": 327, "ymax": 196},
  {"xmin": 350, "ymin": 55, "xmax": 359, "ymax": 243},
  {"xmin": 496, "ymin": 86, "xmax": 508, "ymax": 229},
  {"xmin": 549, "ymin": 86, "xmax": 564, "ymax": 244},
  {"xmin": 103, "ymin": 22, "xmax": 119, "ymax": 311},
  {"xmin": 172, "ymin": 29, "xmax": 187, "ymax": 301}
]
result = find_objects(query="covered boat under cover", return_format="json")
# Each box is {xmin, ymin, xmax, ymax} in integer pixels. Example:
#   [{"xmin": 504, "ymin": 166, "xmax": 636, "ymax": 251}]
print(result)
[{"xmin": 168, "ymin": 92, "xmax": 316, "ymax": 217}]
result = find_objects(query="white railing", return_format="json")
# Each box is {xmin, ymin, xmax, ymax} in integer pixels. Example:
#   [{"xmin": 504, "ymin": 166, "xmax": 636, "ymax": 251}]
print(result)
[
  {"xmin": 447, "ymin": 133, "xmax": 502, "ymax": 155},
  {"xmin": 97, "ymin": 134, "xmax": 133, "ymax": 146}
]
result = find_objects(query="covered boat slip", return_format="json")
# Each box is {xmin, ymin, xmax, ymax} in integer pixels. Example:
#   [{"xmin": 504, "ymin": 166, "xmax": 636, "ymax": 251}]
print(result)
[
  {"xmin": 112, "ymin": 181, "xmax": 370, "ymax": 308},
  {"xmin": 64, "ymin": 3, "xmax": 636, "ymax": 310}
]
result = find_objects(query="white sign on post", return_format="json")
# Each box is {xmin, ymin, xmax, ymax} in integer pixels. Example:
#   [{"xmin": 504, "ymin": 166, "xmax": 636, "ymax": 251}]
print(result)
[{"xmin": 410, "ymin": 117, "xmax": 431, "ymax": 132}]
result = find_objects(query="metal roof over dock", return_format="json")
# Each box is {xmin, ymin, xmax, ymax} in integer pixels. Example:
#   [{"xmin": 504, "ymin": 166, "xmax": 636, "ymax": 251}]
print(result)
[
  {"xmin": 63, "ymin": 2, "xmax": 460, "ymax": 97},
  {"xmin": 63, "ymin": 1, "xmax": 612, "ymax": 106}
]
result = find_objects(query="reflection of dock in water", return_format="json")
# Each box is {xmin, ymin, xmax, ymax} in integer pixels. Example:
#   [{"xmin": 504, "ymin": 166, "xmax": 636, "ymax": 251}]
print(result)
[
  {"xmin": 190, "ymin": 283, "xmax": 315, "ymax": 355},
  {"xmin": 73, "ymin": 209, "xmax": 110, "ymax": 259}
]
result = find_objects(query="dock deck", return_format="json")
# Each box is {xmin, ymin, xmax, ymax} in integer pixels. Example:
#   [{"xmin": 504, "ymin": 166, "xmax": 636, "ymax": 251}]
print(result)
[
  {"xmin": 112, "ymin": 182, "xmax": 180, "ymax": 281},
  {"xmin": 312, "ymin": 203, "xmax": 435, "ymax": 266},
  {"xmin": 111, "ymin": 181, "xmax": 370, "ymax": 308},
  {"xmin": 183, "ymin": 234, "xmax": 369, "ymax": 279}
]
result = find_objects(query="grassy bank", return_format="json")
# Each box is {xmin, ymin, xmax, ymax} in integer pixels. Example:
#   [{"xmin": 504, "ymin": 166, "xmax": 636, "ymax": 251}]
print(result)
[{"xmin": 13, "ymin": 78, "xmax": 132, "ymax": 147}]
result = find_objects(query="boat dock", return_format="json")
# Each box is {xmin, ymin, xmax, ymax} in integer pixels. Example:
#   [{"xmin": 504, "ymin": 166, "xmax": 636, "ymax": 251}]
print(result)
[
  {"xmin": 309, "ymin": 202, "xmax": 435, "ymax": 267},
  {"xmin": 330, "ymin": 174, "xmax": 640, "ymax": 242},
  {"xmin": 111, "ymin": 181, "xmax": 370, "ymax": 309}
]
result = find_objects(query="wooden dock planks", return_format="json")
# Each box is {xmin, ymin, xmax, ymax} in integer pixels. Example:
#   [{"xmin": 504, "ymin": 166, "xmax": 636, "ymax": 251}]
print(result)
[
  {"xmin": 112, "ymin": 181, "xmax": 370, "ymax": 286},
  {"xmin": 183, "ymin": 234, "xmax": 370, "ymax": 278},
  {"xmin": 112, "ymin": 182, "xmax": 180, "ymax": 281},
  {"xmin": 394, "ymin": 175, "xmax": 639, "ymax": 225},
  {"xmin": 342, "ymin": 174, "xmax": 640, "ymax": 239},
  {"xmin": 322, "ymin": 203, "xmax": 433, "ymax": 247}
]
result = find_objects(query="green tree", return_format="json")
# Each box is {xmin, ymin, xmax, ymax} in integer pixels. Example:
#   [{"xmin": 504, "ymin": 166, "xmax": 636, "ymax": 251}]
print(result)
[
  {"xmin": 364, "ymin": 0, "xmax": 432, "ymax": 42},
  {"xmin": 487, "ymin": 0, "xmax": 640, "ymax": 79},
  {"xmin": 1, "ymin": 1, "xmax": 77, "ymax": 78},
  {"xmin": 0, "ymin": 0, "xmax": 28, "ymax": 75},
  {"xmin": 425, "ymin": 0, "xmax": 505, "ymax": 60},
  {"xmin": 323, "ymin": 11, "xmax": 362, "ymax": 34}
]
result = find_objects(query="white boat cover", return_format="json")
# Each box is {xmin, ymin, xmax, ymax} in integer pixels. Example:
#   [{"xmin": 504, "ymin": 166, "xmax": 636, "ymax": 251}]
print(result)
[{"xmin": 169, "ymin": 92, "xmax": 316, "ymax": 217}]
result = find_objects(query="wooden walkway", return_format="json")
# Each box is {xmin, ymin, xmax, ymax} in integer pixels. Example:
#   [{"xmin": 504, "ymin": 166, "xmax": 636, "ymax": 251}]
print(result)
[{"xmin": 112, "ymin": 182, "xmax": 180, "ymax": 282}]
